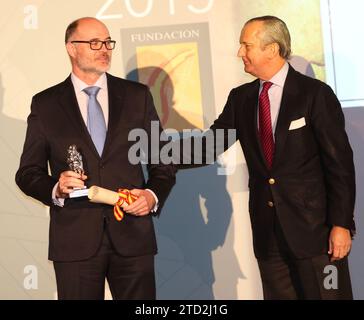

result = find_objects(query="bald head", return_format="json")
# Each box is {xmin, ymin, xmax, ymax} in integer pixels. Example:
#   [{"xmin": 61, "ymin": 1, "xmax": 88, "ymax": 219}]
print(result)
[{"xmin": 65, "ymin": 17, "xmax": 109, "ymax": 44}]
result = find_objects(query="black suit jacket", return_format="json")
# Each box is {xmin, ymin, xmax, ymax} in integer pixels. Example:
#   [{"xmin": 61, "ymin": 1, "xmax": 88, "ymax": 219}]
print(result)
[
  {"xmin": 16, "ymin": 73, "xmax": 176, "ymax": 262},
  {"xmin": 186, "ymin": 65, "xmax": 355, "ymax": 259}
]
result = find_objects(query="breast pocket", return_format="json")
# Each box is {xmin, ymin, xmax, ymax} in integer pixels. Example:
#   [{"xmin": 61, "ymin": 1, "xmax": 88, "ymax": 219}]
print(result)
[{"xmin": 285, "ymin": 125, "xmax": 308, "ymax": 158}]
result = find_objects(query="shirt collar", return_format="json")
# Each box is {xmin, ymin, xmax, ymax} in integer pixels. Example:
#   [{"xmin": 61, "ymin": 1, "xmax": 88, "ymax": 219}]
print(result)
[
  {"xmin": 71, "ymin": 72, "xmax": 107, "ymax": 93},
  {"xmin": 260, "ymin": 61, "xmax": 289, "ymax": 88}
]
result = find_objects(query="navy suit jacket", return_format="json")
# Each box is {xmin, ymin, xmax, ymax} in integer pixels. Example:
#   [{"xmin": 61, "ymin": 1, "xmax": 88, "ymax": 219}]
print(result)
[
  {"xmin": 182, "ymin": 65, "xmax": 355, "ymax": 259},
  {"xmin": 16, "ymin": 73, "xmax": 176, "ymax": 261}
]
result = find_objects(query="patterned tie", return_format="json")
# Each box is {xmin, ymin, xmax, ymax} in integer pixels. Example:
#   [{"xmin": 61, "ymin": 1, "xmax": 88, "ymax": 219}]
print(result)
[
  {"xmin": 259, "ymin": 81, "xmax": 274, "ymax": 169},
  {"xmin": 83, "ymin": 86, "xmax": 106, "ymax": 156}
]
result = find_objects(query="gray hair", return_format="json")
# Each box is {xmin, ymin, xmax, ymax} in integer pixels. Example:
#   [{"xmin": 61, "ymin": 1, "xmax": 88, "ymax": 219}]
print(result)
[
  {"xmin": 65, "ymin": 19, "xmax": 79, "ymax": 44},
  {"xmin": 65, "ymin": 17, "xmax": 97, "ymax": 43},
  {"xmin": 246, "ymin": 16, "xmax": 291, "ymax": 59}
]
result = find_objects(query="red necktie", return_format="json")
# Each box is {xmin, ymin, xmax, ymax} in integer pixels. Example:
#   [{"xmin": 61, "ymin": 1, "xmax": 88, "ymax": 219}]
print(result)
[{"xmin": 259, "ymin": 81, "xmax": 274, "ymax": 169}]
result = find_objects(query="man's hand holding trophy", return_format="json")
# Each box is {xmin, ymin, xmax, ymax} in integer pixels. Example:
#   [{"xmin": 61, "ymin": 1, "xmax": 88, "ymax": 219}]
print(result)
[
  {"xmin": 56, "ymin": 145, "xmax": 139, "ymax": 221},
  {"xmin": 55, "ymin": 145, "xmax": 89, "ymax": 198}
]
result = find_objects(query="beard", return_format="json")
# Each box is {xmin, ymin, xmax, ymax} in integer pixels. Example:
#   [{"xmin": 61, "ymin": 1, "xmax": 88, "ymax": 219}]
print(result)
[{"xmin": 76, "ymin": 53, "xmax": 111, "ymax": 75}]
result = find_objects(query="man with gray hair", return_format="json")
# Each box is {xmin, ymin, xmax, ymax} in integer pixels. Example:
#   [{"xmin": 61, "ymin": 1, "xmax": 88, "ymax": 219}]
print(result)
[{"xmin": 178, "ymin": 16, "xmax": 355, "ymax": 299}]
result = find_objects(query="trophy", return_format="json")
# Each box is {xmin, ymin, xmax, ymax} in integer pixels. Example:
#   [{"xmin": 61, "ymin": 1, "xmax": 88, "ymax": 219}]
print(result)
[
  {"xmin": 67, "ymin": 145, "xmax": 89, "ymax": 198},
  {"xmin": 66, "ymin": 146, "xmax": 138, "ymax": 216}
]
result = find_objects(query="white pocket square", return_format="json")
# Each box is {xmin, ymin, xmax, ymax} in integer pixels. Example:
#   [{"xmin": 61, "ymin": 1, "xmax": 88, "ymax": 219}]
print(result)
[{"xmin": 289, "ymin": 117, "xmax": 306, "ymax": 130}]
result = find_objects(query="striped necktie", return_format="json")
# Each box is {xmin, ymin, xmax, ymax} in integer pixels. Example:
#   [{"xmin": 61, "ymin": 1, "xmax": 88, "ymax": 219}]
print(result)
[{"xmin": 258, "ymin": 81, "xmax": 274, "ymax": 169}]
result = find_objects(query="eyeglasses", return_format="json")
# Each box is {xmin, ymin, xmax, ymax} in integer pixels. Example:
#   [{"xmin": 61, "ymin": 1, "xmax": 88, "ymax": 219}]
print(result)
[{"xmin": 70, "ymin": 39, "xmax": 116, "ymax": 50}]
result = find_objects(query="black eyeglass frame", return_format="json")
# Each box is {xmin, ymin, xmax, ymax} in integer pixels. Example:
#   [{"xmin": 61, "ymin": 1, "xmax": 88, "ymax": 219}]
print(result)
[{"xmin": 70, "ymin": 40, "xmax": 116, "ymax": 50}]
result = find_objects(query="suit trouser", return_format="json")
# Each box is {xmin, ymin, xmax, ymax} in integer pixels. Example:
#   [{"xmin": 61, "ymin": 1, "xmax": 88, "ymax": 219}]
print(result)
[
  {"xmin": 257, "ymin": 216, "xmax": 353, "ymax": 300},
  {"xmin": 53, "ymin": 223, "xmax": 155, "ymax": 300}
]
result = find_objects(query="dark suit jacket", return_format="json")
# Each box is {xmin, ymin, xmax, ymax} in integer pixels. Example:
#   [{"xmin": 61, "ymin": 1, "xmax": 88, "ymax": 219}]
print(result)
[
  {"xmin": 16, "ymin": 73, "xmax": 176, "ymax": 262},
  {"xmin": 185, "ymin": 65, "xmax": 355, "ymax": 259}
]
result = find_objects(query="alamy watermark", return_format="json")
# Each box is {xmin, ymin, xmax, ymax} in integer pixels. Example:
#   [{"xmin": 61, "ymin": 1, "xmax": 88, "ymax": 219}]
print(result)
[
  {"xmin": 23, "ymin": 265, "xmax": 38, "ymax": 290},
  {"xmin": 127, "ymin": 121, "xmax": 237, "ymax": 175},
  {"xmin": 23, "ymin": 5, "xmax": 38, "ymax": 30},
  {"xmin": 323, "ymin": 265, "xmax": 338, "ymax": 290}
]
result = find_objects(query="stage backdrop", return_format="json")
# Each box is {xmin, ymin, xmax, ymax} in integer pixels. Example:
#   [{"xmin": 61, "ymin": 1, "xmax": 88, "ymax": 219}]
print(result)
[{"xmin": 0, "ymin": 0, "xmax": 363, "ymax": 299}]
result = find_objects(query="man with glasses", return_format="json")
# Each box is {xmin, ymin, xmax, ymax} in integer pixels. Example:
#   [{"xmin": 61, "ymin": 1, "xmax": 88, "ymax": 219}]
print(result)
[{"xmin": 16, "ymin": 17, "xmax": 176, "ymax": 300}]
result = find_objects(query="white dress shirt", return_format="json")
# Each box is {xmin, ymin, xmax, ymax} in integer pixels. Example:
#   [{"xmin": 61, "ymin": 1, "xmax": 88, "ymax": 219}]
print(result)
[
  {"xmin": 52, "ymin": 73, "xmax": 158, "ymax": 211},
  {"xmin": 258, "ymin": 62, "xmax": 289, "ymax": 139},
  {"xmin": 71, "ymin": 72, "xmax": 109, "ymax": 126}
]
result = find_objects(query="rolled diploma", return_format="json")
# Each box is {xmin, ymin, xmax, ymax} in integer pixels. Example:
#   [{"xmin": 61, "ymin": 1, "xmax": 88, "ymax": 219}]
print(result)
[{"xmin": 88, "ymin": 186, "xmax": 120, "ymax": 206}]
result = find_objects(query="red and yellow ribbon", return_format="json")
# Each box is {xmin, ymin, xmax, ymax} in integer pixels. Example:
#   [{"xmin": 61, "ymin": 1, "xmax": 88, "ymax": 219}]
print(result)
[{"xmin": 114, "ymin": 189, "xmax": 138, "ymax": 221}]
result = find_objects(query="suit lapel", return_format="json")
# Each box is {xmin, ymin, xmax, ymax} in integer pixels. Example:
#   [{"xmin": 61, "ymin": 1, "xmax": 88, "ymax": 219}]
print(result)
[
  {"xmin": 58, "ymin": 76, "xmax": 99, "ymax": 157},
  {"xmin": 244, "ymin": 66, "xmax": 300, "ymax": 171},
  {"xmin": 101, "ymin": 73, "xmax": 125, "ymax": 160},
  {"xmin": 272, "ymin": 66, "xmax": 300, "ymax": 169},
  {"xmin": 243, "ymin": 80, "xmax": 269, "ymax": 170},
  {"xmin": 58, "ymin": 74, "xmax": 126, "ymax": 160}
]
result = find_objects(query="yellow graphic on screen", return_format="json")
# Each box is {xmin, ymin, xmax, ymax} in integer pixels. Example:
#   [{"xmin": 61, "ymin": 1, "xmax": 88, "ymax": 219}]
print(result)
[{"xmin": 136, "ymin": 42, "xmax": 203, "ymax": 131}]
